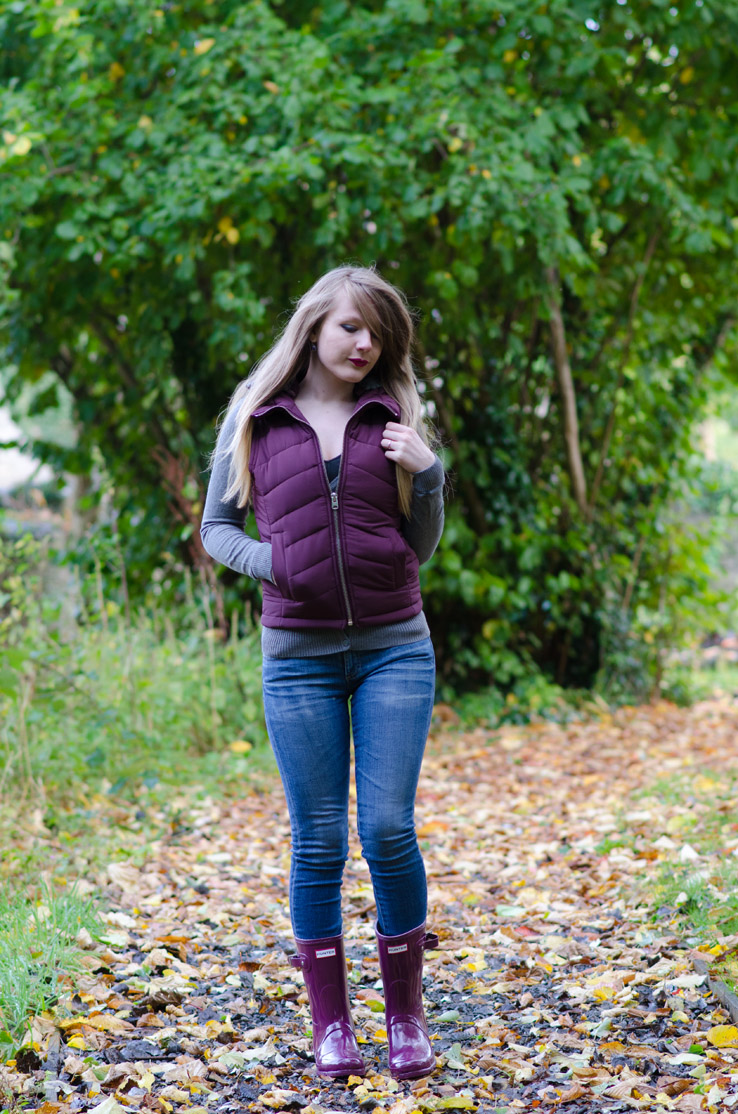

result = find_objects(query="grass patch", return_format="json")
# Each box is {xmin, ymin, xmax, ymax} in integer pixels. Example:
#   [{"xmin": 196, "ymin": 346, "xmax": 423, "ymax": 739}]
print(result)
[
  {"xmin": 655, "ymin": 859, "xmax": 738, "ymax": 938},
  {"xmin": 662, "ymin": 660, "xmax": 738, "ymax": 705},
  {"xmin": 635, "ymin": 761, "xmax": 738, "ymax": 942},
  {"xmin": 0, "ymin": 882, "xmax": 102, "ymax": 1054},
  {"xmin": 1, "ymin": 613, "xmax": 271, "ymax": 806},
  {"xmin": 1, "ymin": 536, "xmax": 275, "ymax": 871}
]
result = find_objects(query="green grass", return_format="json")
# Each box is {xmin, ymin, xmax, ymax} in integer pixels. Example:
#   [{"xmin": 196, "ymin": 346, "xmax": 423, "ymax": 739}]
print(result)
[
  {"xmin": 0, "ymin": 540, "xmax": 275, "ymax": 832},
  {"xmin": 1, "ymin": 613, "xmax": 271, "ymax": 808},
  {"xmin": 636, "ymin": 759, "xmax": 738, "ymax": 941},
  {"xmin": 662, "ymin": 660, "xmax": 738, "ymax": 706},
  {"xmin": 0, "ymin": 882, "xmax": 102, "ymax": 1054}
]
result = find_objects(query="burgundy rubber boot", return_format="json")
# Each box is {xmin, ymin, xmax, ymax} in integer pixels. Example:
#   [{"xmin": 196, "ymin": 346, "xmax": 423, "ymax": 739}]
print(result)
[
  {"xmin": 289, "ymin": 935, "xmax": 366, "ymax": 1078},
  {"xmin": 376, "ymin": 922, "xmax": 438, "ymax": 1080}
]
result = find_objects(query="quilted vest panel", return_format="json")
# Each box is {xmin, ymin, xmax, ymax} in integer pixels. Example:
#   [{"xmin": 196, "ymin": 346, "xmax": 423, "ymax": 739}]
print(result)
[{"xmin": 249, "ymin": 390, "xmax": 422, "ymax": 629}]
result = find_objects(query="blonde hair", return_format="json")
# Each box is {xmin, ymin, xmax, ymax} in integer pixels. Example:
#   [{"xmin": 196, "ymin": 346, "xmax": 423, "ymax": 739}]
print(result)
[{"xmin": 215, "ymin": 265, "xmax": 431, "ymax": 517}]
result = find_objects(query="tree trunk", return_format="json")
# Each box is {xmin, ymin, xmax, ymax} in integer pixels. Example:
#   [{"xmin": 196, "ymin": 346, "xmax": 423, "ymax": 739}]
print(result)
[{"xmin": 545, "ymin": 265, "xmax": 588, "ymax": 515}]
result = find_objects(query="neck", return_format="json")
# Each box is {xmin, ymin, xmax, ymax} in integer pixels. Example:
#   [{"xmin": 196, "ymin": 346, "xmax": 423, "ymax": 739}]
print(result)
[{"xmin": 297, "ymin": 362, "xmax": 358, "ymax": 406}]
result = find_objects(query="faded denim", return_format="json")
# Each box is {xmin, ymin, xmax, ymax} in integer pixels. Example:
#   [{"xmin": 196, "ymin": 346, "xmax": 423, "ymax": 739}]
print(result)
[{"xmin": 262, "ymin": 638, "xmax": 435, "ymax": 939}]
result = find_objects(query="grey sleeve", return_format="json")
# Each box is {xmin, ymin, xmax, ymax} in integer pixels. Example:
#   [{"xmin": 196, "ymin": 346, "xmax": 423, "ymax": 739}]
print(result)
[
  {"xmin": 402, "ymin": 456, "xmax": 445, "ymax": 565},
  {"xmin": 199, "ymin": 409, "xmax": 273, "ymax": 582}
]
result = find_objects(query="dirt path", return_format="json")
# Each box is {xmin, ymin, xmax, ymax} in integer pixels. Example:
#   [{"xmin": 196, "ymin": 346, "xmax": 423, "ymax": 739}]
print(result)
[{"xmin": 11, "ymin": 699, "xmax": 738, "ymax": 1112}]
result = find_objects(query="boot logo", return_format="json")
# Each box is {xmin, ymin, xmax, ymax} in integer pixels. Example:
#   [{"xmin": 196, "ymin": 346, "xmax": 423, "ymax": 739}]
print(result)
[
  {"xmin": 315, "ymin": 947, "xmax": 337, "ymax": 958},
  {"xmin": 387, "ymin": 944, "xmax": 408, "ymax": 954}
]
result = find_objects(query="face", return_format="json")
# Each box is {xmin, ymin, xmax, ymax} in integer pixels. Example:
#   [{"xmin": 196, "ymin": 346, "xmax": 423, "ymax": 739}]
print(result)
[{"xmin": 309, "ymin": 291, "xmax": 383, "ymax": 391}]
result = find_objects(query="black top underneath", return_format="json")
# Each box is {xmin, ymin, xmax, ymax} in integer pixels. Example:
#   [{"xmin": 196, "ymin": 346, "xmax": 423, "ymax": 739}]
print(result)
[{"xmin": 324, "ymin": 454, "xmax": 341, "ymax": 484}]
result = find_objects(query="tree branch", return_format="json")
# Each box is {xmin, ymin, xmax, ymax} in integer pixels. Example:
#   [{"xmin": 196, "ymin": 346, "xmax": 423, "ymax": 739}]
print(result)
[{"xmin": 545, "ymin": 265, "xmax": 588, "ymax": 515}]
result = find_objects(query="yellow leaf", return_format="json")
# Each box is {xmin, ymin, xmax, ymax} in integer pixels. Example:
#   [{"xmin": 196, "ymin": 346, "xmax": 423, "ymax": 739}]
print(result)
[
  {"xmin": 572, "ymin": 154, "xmax": 582, "ymax": 166},
  {"xmin": 225, "ymin": 227, "xmax": 240, "ymax": 245},
  {"xmin": 11, "ymin": 136, "xmax": 31, "ymax": 156},
  {"xmin": 503, "ymin": 49, "xmax": 517, "ymax": 62},
  {"xmin": 217, "ymin": 216, "xmax": 233, "ymax": 234},
  {"xmin": 194, "ymin": 38, "xmax": 215, "ymax": 55},
  {"xmin": 138, "ymin": 1070, "xmax": 156, "ymax": 1091},
  {"xmin": 447, "ymin": 137, "xmax": 463, "ymax": 153},
  {"xmin": 137, "ymin": 115, "xmax": 153, "ymax": 129},
  {"xmin": 263, "ymin": 80, "xmax": 279, "ymax": 94},
  {"xmin": 3, "ymin": 131, "xmax": 17, "ymax": 145},
  {"xmin": 85, "ymin": 1014, "xmax": 135, "ymax": 1033},
  {"xmin": 372, "ymin": 1028, "xmax": 388, "ymax": 1042},
  {"xmin": 706, "ymin": 1024, "xmax": 738, "ymax": 1048},
  {"xmin": 417, "ymin": 820, "xmax": 448, "ymax": 836},
  {"xmin": 680, "ymin": 66, "xmax": 694, "ymax": 84},
  {"xmin": 67, "ymin": 1035, "xmax": 88, "ymax": 1050},
  {"xmin": 109, "ymin": 61, "xmax": 125, "ymax": 81}
]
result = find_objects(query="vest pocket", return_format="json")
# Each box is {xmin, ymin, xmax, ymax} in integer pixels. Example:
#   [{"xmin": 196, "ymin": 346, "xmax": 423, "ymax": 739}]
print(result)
[
  {"xmin": 389, "ymin": 531, "xmax": 410, "ymax": 589},
  {"xmin": 270, "ymin": 532, "xmax": 293, "ymax": 600}
]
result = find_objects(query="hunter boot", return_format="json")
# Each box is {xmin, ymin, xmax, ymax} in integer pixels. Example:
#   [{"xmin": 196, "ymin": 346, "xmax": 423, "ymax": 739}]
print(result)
[
  {"xmin": 376, "ymin": 922, "xmax": 438, "ymax": 1080},
  {"xmin": 289, "ymin": 934, "xmax": 366, "ymax": 1078}
]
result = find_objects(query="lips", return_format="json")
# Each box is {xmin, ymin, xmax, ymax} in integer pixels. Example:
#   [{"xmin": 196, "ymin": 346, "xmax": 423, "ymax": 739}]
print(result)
[{"xmin": 348, "ymin": 358, "xmax": 369, "ymax": 368}]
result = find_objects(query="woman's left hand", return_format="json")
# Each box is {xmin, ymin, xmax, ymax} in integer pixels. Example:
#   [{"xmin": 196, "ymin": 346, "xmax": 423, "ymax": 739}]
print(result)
[{"xmin": 381, "ymin": 422, "xmax": 436, "ymax": 474}]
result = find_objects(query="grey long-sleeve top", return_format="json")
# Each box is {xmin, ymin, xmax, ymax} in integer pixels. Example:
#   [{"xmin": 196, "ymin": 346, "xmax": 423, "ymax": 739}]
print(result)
[{"xmin": 200, "ymin": 405, "xmax": 445, "ymax": 658}]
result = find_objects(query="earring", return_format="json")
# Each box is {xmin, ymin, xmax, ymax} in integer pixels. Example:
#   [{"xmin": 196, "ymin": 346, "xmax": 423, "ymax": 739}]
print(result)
[{"xmin": 310, "ymin": 342, "xmax": 317, "ymax": 351}]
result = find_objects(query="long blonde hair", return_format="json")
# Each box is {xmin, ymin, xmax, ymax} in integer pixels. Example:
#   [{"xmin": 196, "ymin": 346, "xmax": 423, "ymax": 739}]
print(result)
[{"xmin": 215, "ymin": 265, "xmax": 431, "ymax": 517}]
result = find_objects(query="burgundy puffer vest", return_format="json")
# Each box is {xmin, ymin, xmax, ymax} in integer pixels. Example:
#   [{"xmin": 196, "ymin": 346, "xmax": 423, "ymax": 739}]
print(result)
[{"xmin": 250, "ymin": 389, "xmax": 422, "ymax": 629}]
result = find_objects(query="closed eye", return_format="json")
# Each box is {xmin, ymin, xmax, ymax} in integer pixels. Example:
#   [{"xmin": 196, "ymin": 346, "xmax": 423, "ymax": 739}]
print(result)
[{"xmin": 342, "ymin": 323, "xmax": 380, "ymax": 342}]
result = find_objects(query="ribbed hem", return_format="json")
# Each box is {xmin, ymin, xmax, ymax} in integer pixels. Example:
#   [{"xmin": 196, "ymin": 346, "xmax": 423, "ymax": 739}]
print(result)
[{"xmin": 261, "ymin": 612, "xmax": 431, "ymax": 659}]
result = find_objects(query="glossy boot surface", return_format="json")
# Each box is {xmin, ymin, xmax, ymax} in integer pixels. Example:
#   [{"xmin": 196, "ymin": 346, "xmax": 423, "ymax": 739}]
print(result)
[
  {"xmin": 376, "ymin": 922, "xmax": 438, "ymax": 1080},
  {"xmin": 290, "ymin": 934, "xmax": 366, "ymax": 1078}
]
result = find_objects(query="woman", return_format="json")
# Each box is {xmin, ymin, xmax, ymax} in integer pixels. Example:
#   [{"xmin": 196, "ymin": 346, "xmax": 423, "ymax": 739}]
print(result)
[{"xmin": 200, "ymin": 265, "xmax": 444, "ymax": 1080}]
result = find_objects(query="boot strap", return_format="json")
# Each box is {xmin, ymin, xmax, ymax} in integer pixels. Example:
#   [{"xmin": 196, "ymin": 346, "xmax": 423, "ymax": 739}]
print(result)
[
  {"xmin": 290, "ymin": 953, "xmax": 310, "ymax": 971},
  {"xmin": 421, "ymin": 932, "xmax": 439, "ymax": 950}
]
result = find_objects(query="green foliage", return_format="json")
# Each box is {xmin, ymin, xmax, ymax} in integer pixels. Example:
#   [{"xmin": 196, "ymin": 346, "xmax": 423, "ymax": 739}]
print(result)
[
  {"xmin": 3, "ymin": 0, "xmax": 738, "ymax": 691},
  {"xmin": 0, "ymin": 535, "xmax": 270, "ymax": 807},
  {"xmin": 0, "ymin": 881, "xmax": 102, "ymax": 1054},
  {"xmin": 444, "ymin": 670, "xmax": 599, "ymax": 729}
]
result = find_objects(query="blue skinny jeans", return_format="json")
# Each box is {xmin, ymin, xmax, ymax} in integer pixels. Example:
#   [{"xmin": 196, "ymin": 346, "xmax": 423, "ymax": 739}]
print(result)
[{"xmin": 262, "ymin": 638, "xmax": 435, "ymax": 940}]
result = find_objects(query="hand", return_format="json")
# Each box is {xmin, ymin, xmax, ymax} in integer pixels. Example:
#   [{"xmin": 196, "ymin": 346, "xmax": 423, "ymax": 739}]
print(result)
[{"xmin": 381, "ymin": 422, "xmax": 435, "ymax": 474}]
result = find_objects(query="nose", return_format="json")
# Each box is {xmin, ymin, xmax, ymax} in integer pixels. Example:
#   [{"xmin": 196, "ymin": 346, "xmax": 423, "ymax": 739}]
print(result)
[{"xmin": 354, "ymin": 328, "xmax": 373, "ymax": 352}]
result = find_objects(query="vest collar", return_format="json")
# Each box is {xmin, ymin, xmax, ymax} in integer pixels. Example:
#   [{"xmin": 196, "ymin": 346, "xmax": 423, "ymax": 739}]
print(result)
[{"xmin": 253, "ymin": 386, "xmax": 400, "ymax": 421}]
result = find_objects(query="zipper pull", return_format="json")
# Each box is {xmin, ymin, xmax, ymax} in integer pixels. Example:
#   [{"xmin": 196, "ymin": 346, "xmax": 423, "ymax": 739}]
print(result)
[{"xmin": 331, "ymin": 492, "xmax": 339, "ymax": 509}]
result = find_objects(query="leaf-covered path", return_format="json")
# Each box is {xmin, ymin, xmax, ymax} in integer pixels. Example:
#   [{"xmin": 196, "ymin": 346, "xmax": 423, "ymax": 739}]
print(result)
[{"xmin": 12, "ymin": 699, "xmax": 738, "ymax": 1112}]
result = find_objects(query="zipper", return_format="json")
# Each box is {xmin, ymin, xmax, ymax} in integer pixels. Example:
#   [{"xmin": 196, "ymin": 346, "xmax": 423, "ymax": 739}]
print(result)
[{"xmin": 330, "ymin": 490, "xmax": 353, "ymax": 627}]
